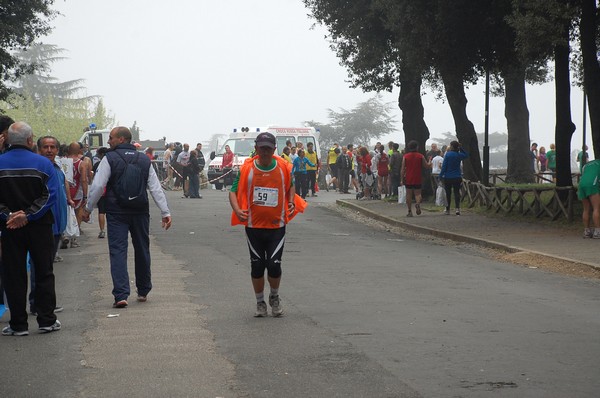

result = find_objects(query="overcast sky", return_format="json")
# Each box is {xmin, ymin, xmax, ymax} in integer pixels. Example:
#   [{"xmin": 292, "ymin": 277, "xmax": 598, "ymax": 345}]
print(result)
[{"xmin": 43, "ymin": 0, "xmax": 592, "ymax": 155}]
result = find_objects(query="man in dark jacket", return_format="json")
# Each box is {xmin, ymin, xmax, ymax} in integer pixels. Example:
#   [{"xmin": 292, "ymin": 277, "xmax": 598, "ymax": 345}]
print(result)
[
  {"xmin": 82, "ymin": 127, "xmax": 172, "ymax": 308},
  {"xmin": 0, "ymin": 122, "xmax": 61, "ymax": 336}
]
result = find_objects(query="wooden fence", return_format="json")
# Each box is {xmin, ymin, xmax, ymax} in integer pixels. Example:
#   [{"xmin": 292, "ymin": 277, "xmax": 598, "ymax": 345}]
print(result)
[{"xmin": 460, "ymin": 181, "xmax": 577, "ymax": 222}]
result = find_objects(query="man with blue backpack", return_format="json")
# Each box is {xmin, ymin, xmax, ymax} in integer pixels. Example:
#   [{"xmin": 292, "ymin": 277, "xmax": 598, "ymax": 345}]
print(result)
[{"xmin": 82, "ymin": 127, "xmax": 172, "ymax": 309}]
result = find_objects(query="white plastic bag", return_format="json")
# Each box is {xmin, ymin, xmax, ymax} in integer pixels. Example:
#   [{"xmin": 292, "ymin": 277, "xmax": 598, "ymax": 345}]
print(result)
[
  {"xmin": 64, "ymin": 206, "xmax": 80, "ymax": 238},
  {"xmin": 398, "ymin": 185, "xmax": 406, "ymax": 204},
  {"xmin": 435, "ymin": 186, "xmax": 447, "ymax": 207},
  {"xmin": 326, "ymin": 173, "xmax": 332, "ymax": 185}
]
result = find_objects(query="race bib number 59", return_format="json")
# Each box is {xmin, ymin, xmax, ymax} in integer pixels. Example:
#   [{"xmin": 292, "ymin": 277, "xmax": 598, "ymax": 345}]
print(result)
[{"xmin": 253, "ymin": 187, "xmax": 279, "ymax": 207}]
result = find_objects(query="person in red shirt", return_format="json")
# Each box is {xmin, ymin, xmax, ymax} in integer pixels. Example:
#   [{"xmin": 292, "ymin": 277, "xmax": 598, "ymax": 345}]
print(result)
[
  {"xmin": 358, "ymin": 146, "xmax": 374, "ymax": 200},
  {"xmin": 221, "ymin": 144, "xmax": 234, "ymax": 191},
  {"xmin": 400, "ymin": 140, "xmax": 432, "ymax": 217}
]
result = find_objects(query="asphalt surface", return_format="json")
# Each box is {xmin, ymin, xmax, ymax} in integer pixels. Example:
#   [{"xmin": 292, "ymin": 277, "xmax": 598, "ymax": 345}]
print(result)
[{"xmin": 1, "ymin": 188, "xmax": 599, "ymax": 397}]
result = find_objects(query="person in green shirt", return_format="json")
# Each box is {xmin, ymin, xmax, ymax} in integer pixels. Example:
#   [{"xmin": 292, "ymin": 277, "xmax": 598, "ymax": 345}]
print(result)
[
  {"xmin": 578, "ymin": 159, "xmax": 600, "ymax": 238},
  {"xmin": 546, "ymin": 143, "xmax": 557, "ymax": 182}
]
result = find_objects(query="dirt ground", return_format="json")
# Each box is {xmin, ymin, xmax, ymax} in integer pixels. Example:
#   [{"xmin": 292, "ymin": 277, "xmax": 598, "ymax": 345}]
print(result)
[{"xmin": 330, "ymin": 204, "xmax": 600, "ymax": 281}]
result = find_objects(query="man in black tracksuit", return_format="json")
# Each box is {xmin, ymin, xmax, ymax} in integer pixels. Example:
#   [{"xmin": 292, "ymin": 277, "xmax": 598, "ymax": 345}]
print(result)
[{"xmin": 0, "ymin": 122, "xmax": 61, "ymax": 336}]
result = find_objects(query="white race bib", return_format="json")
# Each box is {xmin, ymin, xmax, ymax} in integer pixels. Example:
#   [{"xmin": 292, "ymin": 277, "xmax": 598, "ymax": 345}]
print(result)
[{"xmin": 253, "ymin": 186, "xmax": 279, "ymax": 207}]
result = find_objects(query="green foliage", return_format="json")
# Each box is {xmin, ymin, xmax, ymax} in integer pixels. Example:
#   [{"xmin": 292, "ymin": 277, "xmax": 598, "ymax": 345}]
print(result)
[
  {"xmin": 1, "ymin": 42, "xmax": 114, "ymax": 143},
  {"xmin": 0, "ymin": 0, "xmax": 57, "ymax": 102}
]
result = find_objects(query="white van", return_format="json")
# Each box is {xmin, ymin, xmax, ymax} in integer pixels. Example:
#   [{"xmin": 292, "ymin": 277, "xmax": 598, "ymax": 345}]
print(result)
[
  {"xmin": 78, "ymin": 126, "xmax": 110, "ymax": 151},
  {"xmin": 207, "ymin": 126, "xmax": 320, "ymax": 190}
]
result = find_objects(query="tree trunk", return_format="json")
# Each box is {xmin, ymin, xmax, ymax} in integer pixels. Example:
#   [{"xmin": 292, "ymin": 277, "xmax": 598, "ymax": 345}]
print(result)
[
  {"xmin": 398, "ymin": 70, "xmax": 430, "ymax": 149},
  {"xmin": 555, "ymin": 21, "xmax": 576, "ymax": 189},
  {"xmin": 580, "ymin": 0, "xmax": 600, "ymax": 158},
  {"xmin": 398, "ymin": 68, "xmax": 432, "ymax": 197},
  {"xmin": 503, "ymin": 67, "xmax": 534, "ymax": 183},
  {"xmin": 440, "ymin": 69, "xmax": 482, "ymax": 182}
]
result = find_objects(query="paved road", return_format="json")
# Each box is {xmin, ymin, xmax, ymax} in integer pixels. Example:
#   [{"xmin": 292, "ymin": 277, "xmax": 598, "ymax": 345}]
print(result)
[{"xmin": 1, "ymin": 189, "xmax": 599, "ymax": 397}]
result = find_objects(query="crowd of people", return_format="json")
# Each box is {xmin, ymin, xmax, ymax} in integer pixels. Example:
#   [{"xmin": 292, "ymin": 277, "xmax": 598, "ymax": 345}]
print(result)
[{"xmin": 0, "ymin": 118, "xmax": 171, "ymax": 336}]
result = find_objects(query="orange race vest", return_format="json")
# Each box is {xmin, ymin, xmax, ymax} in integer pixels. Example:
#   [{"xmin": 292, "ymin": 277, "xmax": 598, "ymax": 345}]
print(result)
[{"xmin": 231, "ymin": 155, "xmax": 307, "ymax": 228}]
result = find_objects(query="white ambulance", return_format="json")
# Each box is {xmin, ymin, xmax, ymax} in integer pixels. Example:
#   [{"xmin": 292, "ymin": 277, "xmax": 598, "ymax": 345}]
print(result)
[{"xmin": 207, "ymin": 126, "xmax": 320, "ymax": 190}]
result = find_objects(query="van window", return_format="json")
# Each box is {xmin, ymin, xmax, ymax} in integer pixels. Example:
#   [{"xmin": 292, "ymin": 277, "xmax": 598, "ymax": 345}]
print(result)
[
  {"xmin": 297, "ymin": 136, "xmax": 315, "ymax": 148},
  {"xmin": 219, "ymin": 138, "xmax": 255, "ymax": 156},
  {"xmin": 276, "ymin": 136, "xmax": 295, "ymax": 154}
]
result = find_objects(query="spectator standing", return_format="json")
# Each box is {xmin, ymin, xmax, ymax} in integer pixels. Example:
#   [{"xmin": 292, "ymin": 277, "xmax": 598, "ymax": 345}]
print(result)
[
  {"xmin": 92, "ymin": 147, "xmax": 108, "ymax": 238},
  {"xmin": 188, "ymin": 150, "xmax": 202, "ymax": 199},
  {"xmin": 229, "ymin": 132, "xmax": 306, "ymax": 317},
  {"xmin": 292, "ymin": 149, "xmax": 316, "ymax": 199},
  {"xmin": 0, "ymin": 122, "xmax": 61, "ymax": 336},
  {"xmin": 401, "ymin": 140, "xmax": 431, "ymax": 216},
  {"xmin": 578, "ymin": 159, "xmax": 600, "ymax": 238},
  {"xmin": 163, "ymin": 143, "xmax": 174, "ymax": 190},
  {"xmin": 0, "ymin": 115, "xmax": 15, "ymax": 307},
  {"xmin": 327, "ymin": 144, "xmax": 340, "ymax": 190},
  {"xmin": 389, "ymin": 143, "xmax": 402, "ymax": 198},
  {"xmin": 305, "ymin": 142, "xmax": 319, "ymax": 197},
  {"xmin": 374, "ymin": 146, "xmax": 390, "ymax": 197},
  {"xmin": 221, "ymin": 144, "xmax": 234, "ymax": 192},
  {"xmin": 530, "ymin": 143, "xmax": 539, "ymax": 173},
  {"xmin": 358, "ymin": 146, "xmax": 374, "ymax": 200},
  {"xmin": 577, "ymin": 145, "xmax": 589, "ymax": 173},
  {"xmin": 195, "ymin": 143, "xmax": 206, "ymax": 190},
  {"xmin": 281, "ymin": 146, "xmax": 292, "ymax": 163},
  {"xmin": 65, "ymin": 142, "xmax": 90, "ymax": 248},
  {"xmin": 336, "ymin": 147, "xmax": 352, "ymax": 194},
  {"xmin": 82, "ymin": 127, "xmax": 172, "ymax": 308},
  {"xmin": 440, "ymin": 140, "xmax": 468, "ymax": 216},
  {"xmin": 546, "ymin": 143, "xmax": 557, "ymax": 182},
  {"xmin": 177, "ymin": 143, "xmax": 191, "ymax": 197}
]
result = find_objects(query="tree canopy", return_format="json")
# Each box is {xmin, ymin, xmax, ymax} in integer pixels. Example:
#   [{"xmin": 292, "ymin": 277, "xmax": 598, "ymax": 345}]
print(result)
[{"xmin": 0, "ymin": 0, "xmax": 57, "ymax": 102}]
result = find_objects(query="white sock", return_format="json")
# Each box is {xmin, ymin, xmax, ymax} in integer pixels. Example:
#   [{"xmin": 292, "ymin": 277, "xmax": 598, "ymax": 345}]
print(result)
[
  {"xmin": 270, "ymin": 288, "xmax": 279, "ymax": 297},
  {"xmin": 255, "ymin": 292, "xmax": 264, "ymax": 303}
]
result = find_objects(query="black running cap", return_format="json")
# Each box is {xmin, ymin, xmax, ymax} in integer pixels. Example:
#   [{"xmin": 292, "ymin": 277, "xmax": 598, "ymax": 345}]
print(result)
[{"xmin": 255, "ymin": 132, "xmax": 276, "ymax": 148}]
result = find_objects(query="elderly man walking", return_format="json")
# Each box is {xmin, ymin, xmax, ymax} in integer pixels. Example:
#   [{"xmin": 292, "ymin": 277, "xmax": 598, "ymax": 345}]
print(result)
[
  {"xmin": 83, "ymin": 127, "xmax": 172, "ymax": 308},
  {"xmin": 0, "ymin": 122, "xmax": 61, "ymax": 336}
]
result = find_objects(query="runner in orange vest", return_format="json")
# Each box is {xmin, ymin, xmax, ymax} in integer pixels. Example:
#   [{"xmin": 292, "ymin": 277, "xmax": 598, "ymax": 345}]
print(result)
[{"xmin": 229, "ymin": 132, "xmax": 306, "ymax": 317}]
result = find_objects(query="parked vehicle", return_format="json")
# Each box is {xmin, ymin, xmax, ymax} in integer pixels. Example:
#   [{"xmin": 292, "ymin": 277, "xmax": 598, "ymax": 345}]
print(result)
[{"xmin": 207, "ymin": 126, "xmax": 320, "ymax": 190}]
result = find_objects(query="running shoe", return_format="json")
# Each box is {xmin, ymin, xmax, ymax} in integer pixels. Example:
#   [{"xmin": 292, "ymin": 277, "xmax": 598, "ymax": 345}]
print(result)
[
  {"xmin": 455, "ymin": 209, "xmax": 461, "ymax": 216},
  {"xmin": 137, "ymin": 295, "xmax": 147, "ymax": 302},
  {"xmin": 2, "ymin": 326, "xmax": 29, "ymax": 336},
  {"xmin": 254, "ymin": 301, "xmax": 268, "ymax": 317},
  {"xmin": 269, "ymin": 295, "xmax": 284, "ymax": 317},
  {"xmin": 406, "ymin": 212, "xmax": 413, "ymax": 217},
  {"xmin": 415, "ymin": 203, "xmax": 422, "ymax": 215},
  {"xmin": 113, "ymin": 300, "xmax": 128, "ymax": 308},
  {"xmin": 39, "ymin": 320, "xmax": 61, "ymax": 333},
  {"xmin": 593, "ymin": 229, "xmax": 600, "ymax": 239},
  {"xmin": 583, "ymin": 228, "xmax": 594, "ymax": 238},
  {"xmin": 60, "ymin": 238, "xmax": 69, "ymax": 249},
  {"xmin": 70, "ymin": 239, "xmax": 80, "ymax": 248},
  {"xmin": 54, "ymin": 255, "xmax": 63, "ymax": 263},
  {"xmin": 444, "ymin": 209, "xmax": 450, "ymax": 215},
  {"xmin": 98, "ymin": 230, "xmax": 105, "ymax": 239}
]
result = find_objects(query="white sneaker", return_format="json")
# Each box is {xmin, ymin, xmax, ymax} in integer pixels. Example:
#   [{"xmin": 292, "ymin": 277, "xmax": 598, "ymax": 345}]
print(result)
[
  {"xmin": 254, "ymin": 301, "xmax": 268, "ymax": 317},
  {"xmin": 593, "ymin": 229, "xmax": 600, "ymax": 239},
  {"xmin": 269, "ymin": 295, "xmax": 283, "ymax": 317}
]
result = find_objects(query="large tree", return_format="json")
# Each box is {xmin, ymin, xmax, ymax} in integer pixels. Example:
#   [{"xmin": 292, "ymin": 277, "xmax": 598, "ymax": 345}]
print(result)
[
  {"xmin": 0, "ymin": 0, "xmax": 57, "ymax": 102},
  {"xmin": 580, "ymin": 0, "xmax": 600, "ymax": 159}
]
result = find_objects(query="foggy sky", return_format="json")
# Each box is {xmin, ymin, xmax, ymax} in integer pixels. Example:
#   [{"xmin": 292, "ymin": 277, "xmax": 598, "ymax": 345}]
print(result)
[{"xmin": 43, "ymin": 0, "xmax": 591, "ymax": 155}]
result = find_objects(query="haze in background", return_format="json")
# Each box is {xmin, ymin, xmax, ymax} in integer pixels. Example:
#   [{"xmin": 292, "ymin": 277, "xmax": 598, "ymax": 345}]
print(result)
[{"xmin": 44, "ymin": 0, "xmax": 591, "ymax": 155}]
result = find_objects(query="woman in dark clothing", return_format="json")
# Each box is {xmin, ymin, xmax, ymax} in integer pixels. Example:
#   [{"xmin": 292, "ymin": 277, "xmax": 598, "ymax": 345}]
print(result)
[
  {"xmin": 439, "ymin": 141, "xmax": 468, "ymax": 215},
  {"xmin": 188, "ymin": 150, "xmax": 202, "ymax": 198}
]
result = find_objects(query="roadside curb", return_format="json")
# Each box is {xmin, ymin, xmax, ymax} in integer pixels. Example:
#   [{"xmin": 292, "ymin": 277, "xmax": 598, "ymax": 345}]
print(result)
[{"xmin": 337, "ymin": 199, "xmax": 600, "ymax": 272}]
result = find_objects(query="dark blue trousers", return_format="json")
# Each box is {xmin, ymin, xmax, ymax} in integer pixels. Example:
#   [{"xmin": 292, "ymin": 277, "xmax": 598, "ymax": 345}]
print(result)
[
  {"xmin": 106, "ymin": 213, "xmax": 152, "ymax": 301},
  {"xmin": 1, "ymin": 223, "xmax": 57, "ymax": 331}
]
